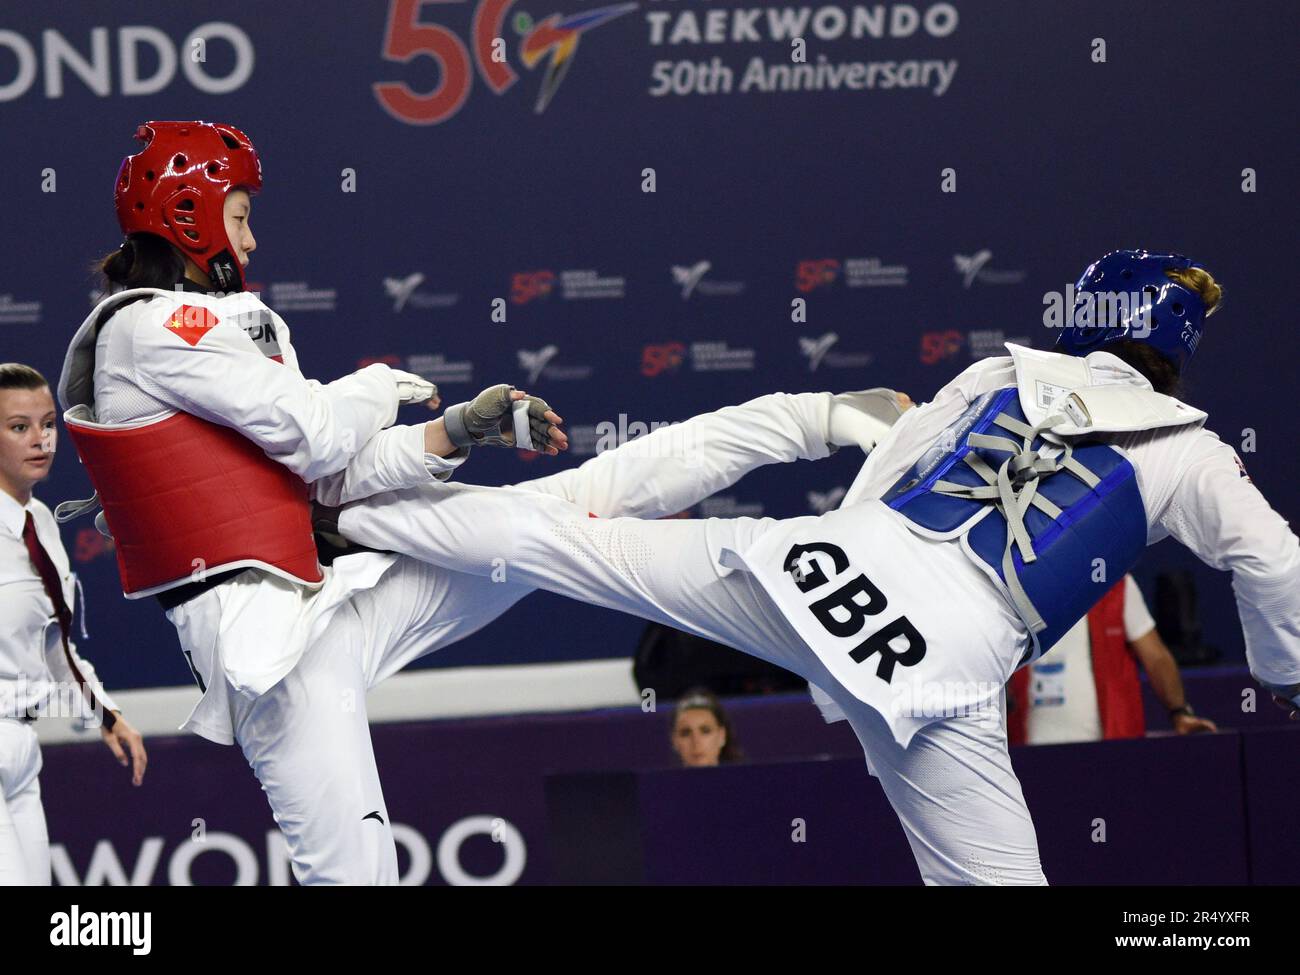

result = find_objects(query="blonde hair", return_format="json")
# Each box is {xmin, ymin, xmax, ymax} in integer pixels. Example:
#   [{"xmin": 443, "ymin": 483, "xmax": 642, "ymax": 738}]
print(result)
[{"xmin": 1166, "ymin": 266, "xmax": 1223, "ymax": 317}]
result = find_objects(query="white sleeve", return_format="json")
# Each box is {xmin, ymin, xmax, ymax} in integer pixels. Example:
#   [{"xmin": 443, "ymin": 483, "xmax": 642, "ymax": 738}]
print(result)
[
  {"xmin": 842, "ymin": 359, "xmax": 996, "ymax": 505},
  {"xmin": 1122, "ymin": 574, "xmax": 1156, "ymax": 641},
  {"xmin": 1158, "ymin": 433, "xmax": 1300, "ymax": 688},
  {"xmin": 130, "ymin": 302, "xmax": 401, "ymax": 483},
  {"xmin": 512, "ymin": 391, "xmax": 834, "ymax": 518},
  {"xmin": 45, "ymin": 638, "xmax": 119, "ymax": 719},
  {"xmin": 310, "ymin": 424, "xmax": 470, "ymax": 506}
]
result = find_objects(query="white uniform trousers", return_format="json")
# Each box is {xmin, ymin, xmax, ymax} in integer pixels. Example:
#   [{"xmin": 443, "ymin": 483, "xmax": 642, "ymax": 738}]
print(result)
[
  {"xmin": 0, "ymin": 718, "xmax": 50, "ymax": 885},
  {"xmin": 338, "ymin": 484, "xmax": 1048, "ymax": 885},
  {"xmin": 176, "ymin": 391, "xmax": 837, "ymax": 885},
  {"xmin": 179, "ymin": 559, "xmax": 532, "ymax": 885}
]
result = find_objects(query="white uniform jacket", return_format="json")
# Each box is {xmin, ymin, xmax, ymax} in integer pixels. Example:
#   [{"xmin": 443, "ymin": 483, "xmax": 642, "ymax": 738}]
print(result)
[
  {"xmin": 0, "ymin": 492, "xmax": 118, "ymax": 722},
  {"xmin": 792, "ymin": 345, "xmax": 1300, "ymax": 735},
  {"xmin": 57, "ymin": 285, "xmax": 463, "ymax": 730}
]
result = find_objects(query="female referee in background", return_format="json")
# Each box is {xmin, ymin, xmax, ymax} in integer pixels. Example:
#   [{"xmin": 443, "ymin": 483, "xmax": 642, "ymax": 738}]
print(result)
[{"xmin": 0, "ymin": 363, "xmax": 145, "ymax": 885}]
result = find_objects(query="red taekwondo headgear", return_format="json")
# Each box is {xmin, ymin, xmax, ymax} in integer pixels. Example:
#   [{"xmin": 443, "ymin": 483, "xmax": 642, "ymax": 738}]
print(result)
[{"xmin": 114, "ymin": 120, "xmax": 262, "ymax": 292}]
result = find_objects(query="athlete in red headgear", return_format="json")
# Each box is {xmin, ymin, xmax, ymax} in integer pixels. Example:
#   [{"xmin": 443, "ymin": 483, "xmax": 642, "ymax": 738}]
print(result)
[
  {"xmin": 113, "ymin": 121, "xmax": 263, "ymax": 293},
  {"xmin": 58, "ymin": 120, "xmax": 903, "ymax": 883}
]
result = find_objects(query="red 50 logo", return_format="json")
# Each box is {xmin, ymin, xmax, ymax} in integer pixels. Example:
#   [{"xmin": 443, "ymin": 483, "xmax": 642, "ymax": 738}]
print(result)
[
  {"xmin": 374, "ymin": 0, "xmax": 637, "ymax": 126},
  {"xmin": 920, "ymin": 330, "xmax": 963, "ymax": 365},
  {"xmin": 795, "ymin": 259, "xmax": 840, "ymax": 293},
  {"xmin": 641, "ymin": 341, "xmax": 685, "ymax": 377},
  {"xmin": 74, "ymin": 527, "xmax": 113, "ymax": 564},
  {"xmin": 511, "ymin": 270, "xmax": 556, "ymax": 304}
]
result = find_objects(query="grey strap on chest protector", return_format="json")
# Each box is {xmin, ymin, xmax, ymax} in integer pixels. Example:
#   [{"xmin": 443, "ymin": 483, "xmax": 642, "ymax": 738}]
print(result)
[{"xmin": 926, "ymin": 410, "xmax": 1104, "ymax": 635}]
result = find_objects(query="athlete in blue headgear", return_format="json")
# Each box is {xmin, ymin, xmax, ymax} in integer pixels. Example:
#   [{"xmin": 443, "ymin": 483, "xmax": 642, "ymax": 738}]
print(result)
[
  {"xmin": 325, "ymin": 249, "xmax": 1299, "ymax": 885},
  {"xmin": 1056, "ymin": 249, "xmax": 1217, "ymax": 383}
]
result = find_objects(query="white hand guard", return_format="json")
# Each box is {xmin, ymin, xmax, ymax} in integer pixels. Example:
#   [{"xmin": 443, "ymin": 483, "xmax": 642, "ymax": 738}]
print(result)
[
  {"xmin": 827, "ymin": 387, "xmax": 907, "ymax": 451},
  {"xmin": 389, "ymin": 369, "xmax": 439, "ymax": 406}
]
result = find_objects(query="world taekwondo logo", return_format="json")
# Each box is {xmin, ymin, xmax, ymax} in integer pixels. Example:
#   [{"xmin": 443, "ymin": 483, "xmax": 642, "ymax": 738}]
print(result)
[
  {"xmin": 385, "ymin": 272, "xmax": 423, "ymax": 311},
  {"xmin": 671, "ymin": 261, "xmax": 744, "ymax": 299},
  {"xmin": 672, "ymin": 261, "xmax": 711, "ymax": 299},
  {"xmin": 798, "ymin": 332, "xmax": 872, "ymax": 372},
  {"xmin": 799, "ymin": 333, "xmax": 839, "ymax": 371},
  {"xmin": 953, "ymin": 250, "xmax": 990, "ymax": 288},
  {"xmin": 384, "ymin": 272, "xmax": 459, "ymax": 311},
  {"xmin": 953, "ymin": 250, "xmax": 1026, "ymax": 287},
  {"xmin": 517, "ymin": 345, "xmax": 594, "ymax": 382},
  {"xmin": 519, "ymin": 345, "xmax": 559, "ymax": 384},
  {"xmin": 520, "ymin": 2, "xmax": 640, "ymax": 112}
]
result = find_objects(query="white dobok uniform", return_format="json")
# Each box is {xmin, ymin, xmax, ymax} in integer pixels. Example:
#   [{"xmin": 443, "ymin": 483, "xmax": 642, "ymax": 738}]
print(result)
[
  {"xmin": 59, "ymin": 284, "xmax": 845, "ymax": 885},
  {"xmin": 0, "ymin": 493, "xmax": 119, "ymax": 885},
  {"xmin": 334, "ymin": 343, "xmax": 1300, "ymax": 886}
]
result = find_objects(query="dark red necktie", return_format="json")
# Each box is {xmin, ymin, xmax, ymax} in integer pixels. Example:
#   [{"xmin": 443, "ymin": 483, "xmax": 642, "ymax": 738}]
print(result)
[{"xmin": 22, "ymin": 510, "xmax": 116, "ymax": 729}]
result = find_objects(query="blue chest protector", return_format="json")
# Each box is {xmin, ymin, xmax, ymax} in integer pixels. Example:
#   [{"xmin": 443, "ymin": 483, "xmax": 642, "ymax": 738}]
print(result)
[{"xmin": 882, "ymin": 386, "xmax": 1147, "ymax": 661}]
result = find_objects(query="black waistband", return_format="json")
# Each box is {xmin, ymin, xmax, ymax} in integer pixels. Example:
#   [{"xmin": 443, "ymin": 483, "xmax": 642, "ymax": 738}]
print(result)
[
  {"xmin": 152, "ymin": 532, "xmax": 391, "ymax": 612},
  {"xmin": 155, "ymin": 567, "xmax": 250, "ymax": 611}
]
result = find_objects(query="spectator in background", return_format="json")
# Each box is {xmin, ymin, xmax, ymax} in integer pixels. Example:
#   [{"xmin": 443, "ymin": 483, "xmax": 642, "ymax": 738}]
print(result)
[
  {"xmin": 670, "ymin": 688, "xmax": 744, "ymax": 767},
  {"xmin": 1006, "ymin": 574, "xmax": 1217, "ymax": 745},
  {"xmin": 0, "ymin": 363, "xmax": 146, "ymax": 885}
]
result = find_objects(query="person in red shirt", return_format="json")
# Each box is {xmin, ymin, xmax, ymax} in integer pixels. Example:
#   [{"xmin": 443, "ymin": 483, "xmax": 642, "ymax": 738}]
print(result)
[{"xmin": 1006, "ymin": 574, "xmax": 1217, "ymax": 744}]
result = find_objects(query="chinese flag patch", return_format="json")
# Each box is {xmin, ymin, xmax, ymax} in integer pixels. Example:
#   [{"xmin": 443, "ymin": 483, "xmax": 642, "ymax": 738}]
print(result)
[{"xmin": 164, "ymin": 304, "xmax": 220, "ymax": 346}]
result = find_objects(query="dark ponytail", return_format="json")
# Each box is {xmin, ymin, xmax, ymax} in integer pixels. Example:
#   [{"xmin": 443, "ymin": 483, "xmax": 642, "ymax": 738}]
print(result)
[{"xmin": 93, "ymin": 233, "xmax": 185, "ymax": 291}]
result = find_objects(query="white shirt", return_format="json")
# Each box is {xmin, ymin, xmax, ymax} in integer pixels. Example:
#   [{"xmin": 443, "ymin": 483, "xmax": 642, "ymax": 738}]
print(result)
[
  {"xmin": 1025, "ymin": 574, "xmax": 1156, "ymax": 744},
  {"xmin": 0, "ymin": 489, "xmax": 117, "ymax": 721}
]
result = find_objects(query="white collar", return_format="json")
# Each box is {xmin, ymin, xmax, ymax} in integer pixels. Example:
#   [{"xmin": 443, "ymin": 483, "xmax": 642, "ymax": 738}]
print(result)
[
  {"xmin": 1081, "ymin": 349, "xmax": 1156, "ymax": 391},
  {"xmin": 0, "ymin": 487, "xmax": 32, "ymax": 538}
]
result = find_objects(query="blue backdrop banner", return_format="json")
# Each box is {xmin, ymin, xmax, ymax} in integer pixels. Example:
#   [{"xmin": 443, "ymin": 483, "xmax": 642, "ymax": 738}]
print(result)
[{"xmin": 1, "ymin": 0, "xmax": 1293, "ymax": 690}]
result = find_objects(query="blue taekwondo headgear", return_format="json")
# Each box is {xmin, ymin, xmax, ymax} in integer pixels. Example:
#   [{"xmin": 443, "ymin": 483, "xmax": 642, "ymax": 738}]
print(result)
[{"xmin": 1055, "ymin": 249, "xmax": 1218, "ymax": 372}]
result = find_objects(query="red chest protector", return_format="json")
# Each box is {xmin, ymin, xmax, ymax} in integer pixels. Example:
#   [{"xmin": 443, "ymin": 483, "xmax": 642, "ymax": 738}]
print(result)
[
  {"xmin": 58, "ymin": 289, "xmax": 323, "ymax": 599},
  {"xmin": 63, "ymin": 407, "xmax": 324, "ymax": 598}
]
